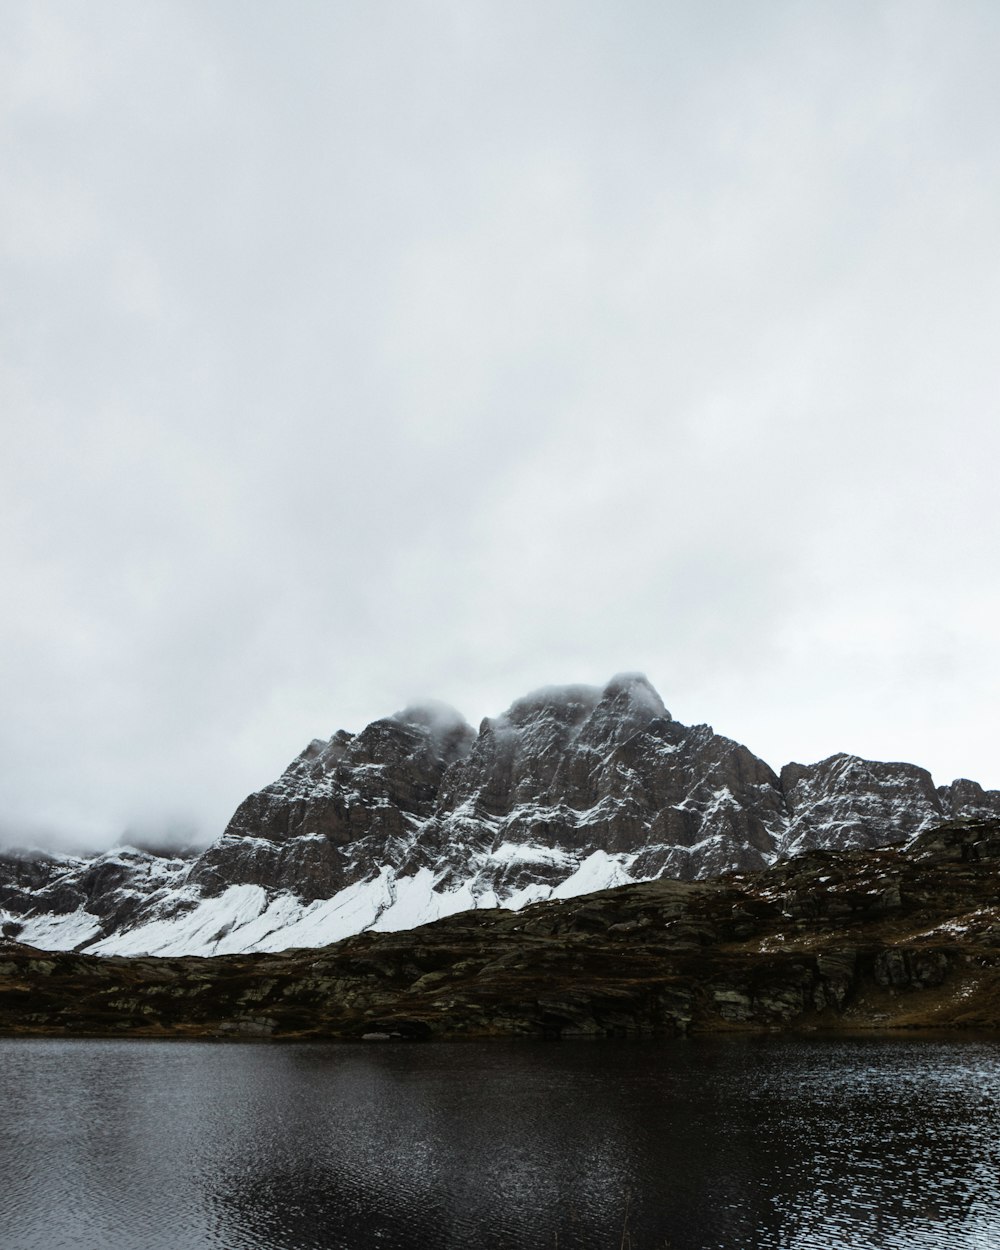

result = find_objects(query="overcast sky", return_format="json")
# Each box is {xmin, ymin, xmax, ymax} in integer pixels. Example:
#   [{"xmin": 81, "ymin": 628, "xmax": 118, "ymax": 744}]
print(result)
[{"xmin": 2, "ymin": 1, "xmax": 999, "ymax": 852}]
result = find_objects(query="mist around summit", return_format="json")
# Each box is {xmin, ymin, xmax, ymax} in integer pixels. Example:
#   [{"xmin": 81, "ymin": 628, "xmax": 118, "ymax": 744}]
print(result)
[{"xmin": 4, "ymin": 673, "xmax": 998, "ymax": 961}]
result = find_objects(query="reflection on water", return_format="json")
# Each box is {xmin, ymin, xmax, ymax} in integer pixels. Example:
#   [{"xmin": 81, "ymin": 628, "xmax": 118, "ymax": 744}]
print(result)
[{"xmin": 2, "ymin": 1034, "xmax": 999, "ymax": 1249}]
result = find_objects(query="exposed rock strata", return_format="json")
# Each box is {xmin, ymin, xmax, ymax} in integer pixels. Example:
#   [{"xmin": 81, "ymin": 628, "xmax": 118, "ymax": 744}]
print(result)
[
  {"xmin": 2, "ymin": 674, "xmax": 999, "ymax": 956},
  {"xmin": 4, "ymin": 818, "xmax": 1000, "ymax": 1040}
]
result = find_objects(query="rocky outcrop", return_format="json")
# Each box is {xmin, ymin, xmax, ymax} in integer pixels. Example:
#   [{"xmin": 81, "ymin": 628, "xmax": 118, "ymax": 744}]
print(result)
[
  {"xmin": 413, "ymin": 674, "xmax": 788, "ymax": 890},
  {"xmin": 938, "ymin": 777, "xmax": 1000, "ymax": 823},
  {"xmin": 187, "ymin": 705, "xmax": 476, "ymax": 900},
  {"xmin": 778, "ymin": 755, "xmax": 950, "ymax": 854},
  {"xmin": 0, "ymin": 847, "xmax": 188, "ymax": 940},
  {"xmin": 5, "ymin": 818, "xmax": 1000, "ymax": 1040},
  {"xmin": 2, "ymin": 674, "xmax": 998, "ymax": 957}
]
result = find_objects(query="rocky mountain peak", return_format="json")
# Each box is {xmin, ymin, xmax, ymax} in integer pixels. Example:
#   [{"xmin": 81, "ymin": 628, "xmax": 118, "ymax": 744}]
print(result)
[
  {"xmin": 390, "ymin": 701, "xmax": 476, "ymax": 764},
  {"xmin": 938, "ymin": 778, "xmax": 1000, "ymax": 821},
  {"xmin": 601, "ymin": 671, "xmax": 668, "ymax": 714},
  {"xmin": 6, "ymin": 675, "xmax": 1000, "ymax": 960},
  {"xmin": 577, "ymin": 672, "xmax": 670, "ymax": 752},
  {"xmin": 496, "ymin": 683, "xmax": 603, "ymax": 730},
  {"xmin": 775, "ymin": 752, "xmax": 947, "ymax": 858}
]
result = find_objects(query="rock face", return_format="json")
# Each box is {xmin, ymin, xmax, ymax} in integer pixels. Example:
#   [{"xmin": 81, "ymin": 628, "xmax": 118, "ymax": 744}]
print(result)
[
  {"xmin": 5, "ymin": 817, "xmax": 1000, "ymax": 1041},
  {"xmin": 778, "ymin": 755, "xmax": 949, "ymax": 854},
  {"xmin": 2, "ymin": 674, "xmax": 999, "ymax": 957},
  {"xmin": 188, "ymin": 704, "xmax": 476, "ymax": 901}
]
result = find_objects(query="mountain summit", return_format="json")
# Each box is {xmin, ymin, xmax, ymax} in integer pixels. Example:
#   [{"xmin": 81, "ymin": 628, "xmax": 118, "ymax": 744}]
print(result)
[{"xmin": 3, "ymin": 676, "xmax": 998, "ymax": 957}]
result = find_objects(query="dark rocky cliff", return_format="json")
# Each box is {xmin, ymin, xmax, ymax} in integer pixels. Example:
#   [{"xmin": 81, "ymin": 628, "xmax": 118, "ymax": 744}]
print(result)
[
  {"xmin": 2, "ymin": 674, "xmax": 999, "ymax": 956},
  {"xmin": 170, "ymin": 673, "xmax": 1000, "ymax": 900},
  {"xmin": 194, "ymin": 675, "xmax": 758, "ymax": 896}
]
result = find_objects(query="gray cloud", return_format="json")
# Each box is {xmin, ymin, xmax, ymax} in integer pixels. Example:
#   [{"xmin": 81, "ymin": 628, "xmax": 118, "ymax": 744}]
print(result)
[{"xmin": 2, "ymin": 1, "xmax": 999, "ymax": 851}]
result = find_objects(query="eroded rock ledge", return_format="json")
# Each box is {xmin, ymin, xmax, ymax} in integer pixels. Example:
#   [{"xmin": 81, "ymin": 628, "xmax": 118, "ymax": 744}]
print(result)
[{"xmin": 3, "ymin": 818, "xmax": 1000, "ymax": 1041}]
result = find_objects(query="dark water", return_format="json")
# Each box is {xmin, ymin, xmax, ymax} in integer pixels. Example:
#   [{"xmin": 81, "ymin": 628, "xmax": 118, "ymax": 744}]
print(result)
[{"xmin": 2, "ymin": 1035, "xmax": 1000, "ymax": 1250}]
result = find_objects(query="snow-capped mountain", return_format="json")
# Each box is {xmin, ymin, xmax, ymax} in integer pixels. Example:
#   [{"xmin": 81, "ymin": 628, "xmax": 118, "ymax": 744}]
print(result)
[{"xmin": 2, "ymin": 674, "xmax": 997, "ymax": 957}]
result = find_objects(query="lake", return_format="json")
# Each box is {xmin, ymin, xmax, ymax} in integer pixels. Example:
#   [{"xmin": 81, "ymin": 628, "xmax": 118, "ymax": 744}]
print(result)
[{"xmin": 1, "ymin": 1034, "xmax": 999, "ymax": 1249}]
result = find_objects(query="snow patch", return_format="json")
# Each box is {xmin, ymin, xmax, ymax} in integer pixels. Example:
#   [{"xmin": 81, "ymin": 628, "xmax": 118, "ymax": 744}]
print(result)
[
  {"xmin": 16, "ymin": 908, "xmax": 103, "ymax": 952},
  {"xmin": 552, "ymin": 850, "xmax": 634, "ymax": 899}
]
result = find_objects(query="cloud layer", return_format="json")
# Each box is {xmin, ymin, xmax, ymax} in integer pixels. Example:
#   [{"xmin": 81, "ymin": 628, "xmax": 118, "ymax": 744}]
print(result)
[{"xmin": 2, "ymin": 1, "xmax": 999, "ymax": 850}]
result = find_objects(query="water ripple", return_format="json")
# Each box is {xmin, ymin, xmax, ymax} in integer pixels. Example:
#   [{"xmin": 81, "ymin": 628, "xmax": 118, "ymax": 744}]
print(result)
[{"xmin": 2, "ymin": 1035, "xmax": 1000, "ymax": 1249}]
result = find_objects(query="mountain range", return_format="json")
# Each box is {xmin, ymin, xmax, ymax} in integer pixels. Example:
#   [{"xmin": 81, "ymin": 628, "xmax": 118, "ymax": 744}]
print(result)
[
  {"xmin": 4, "ymin": 816, "xmax": 998, "ymax": 1041},
  {"xmin": 2, "ymin": 674, "xmax": 997, "ymax": 958}
]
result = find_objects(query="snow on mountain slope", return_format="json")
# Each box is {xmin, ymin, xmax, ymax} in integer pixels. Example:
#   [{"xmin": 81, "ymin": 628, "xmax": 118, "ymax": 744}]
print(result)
[{"xmin": 3, "ymin": 674, "xmax": 999, "ymax": 957}]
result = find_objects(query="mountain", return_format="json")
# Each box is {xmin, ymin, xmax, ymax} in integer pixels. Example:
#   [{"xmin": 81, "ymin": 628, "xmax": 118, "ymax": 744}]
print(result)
[
  {"xmin": 4, "ymin": 816, "xmax": 1000, "ymax": 1040},
  {"xmin": 2, "ymin": 674, "xmax": 998, "ymax": 958}
]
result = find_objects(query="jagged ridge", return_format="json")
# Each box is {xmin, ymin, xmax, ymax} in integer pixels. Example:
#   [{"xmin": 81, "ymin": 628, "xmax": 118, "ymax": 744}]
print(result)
[{"xmin": 2, "ymin": 674, "xmax": 998, "ymax": 957}]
